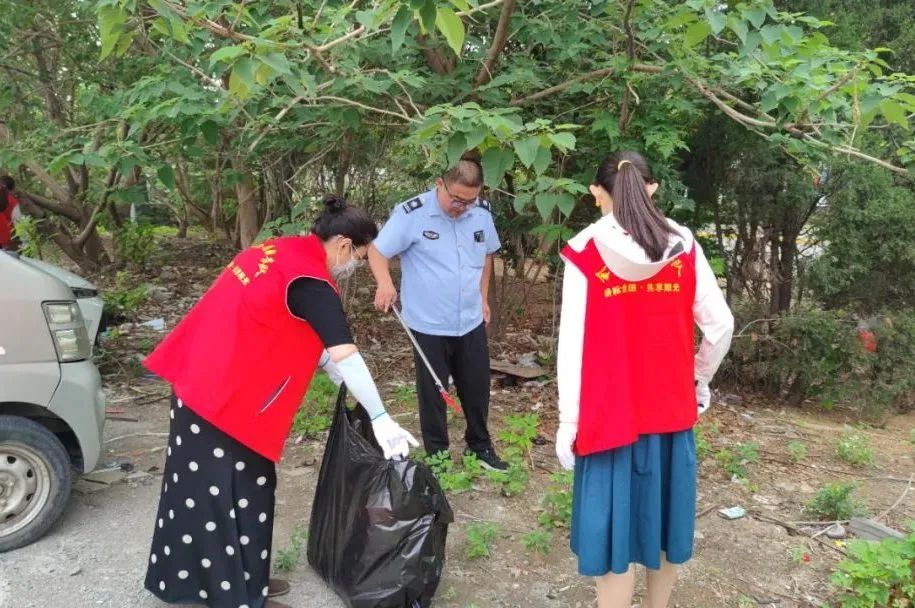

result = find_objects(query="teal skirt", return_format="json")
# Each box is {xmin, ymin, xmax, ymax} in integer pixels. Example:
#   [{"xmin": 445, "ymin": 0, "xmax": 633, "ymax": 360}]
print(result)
[{"xmin": 570, "ymin": 430, "xmax": 697, "ymax": 576}]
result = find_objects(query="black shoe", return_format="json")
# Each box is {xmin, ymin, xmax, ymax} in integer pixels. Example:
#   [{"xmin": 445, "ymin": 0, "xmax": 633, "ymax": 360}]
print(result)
[{"xmin": 464, "ymin": 447, "xmax": 509, "ymax": 472}]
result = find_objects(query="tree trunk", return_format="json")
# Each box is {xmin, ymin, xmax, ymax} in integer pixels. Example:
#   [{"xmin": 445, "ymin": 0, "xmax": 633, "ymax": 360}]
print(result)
[{"xmin": 232, "ymin": 155, "xmax": 259, "ymax": 249}]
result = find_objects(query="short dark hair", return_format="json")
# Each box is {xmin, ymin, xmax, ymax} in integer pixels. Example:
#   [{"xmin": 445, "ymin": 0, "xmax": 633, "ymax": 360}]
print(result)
[
  {"xmin": 0, "ymin": 176, "xmax": 14, "ymax": 190},
  {"xmin": 310, "ymin": 194, "xmax": 378, "ymax": 246},
  {"xmin": 443, "ymin": 152, "xmax": 483, "ymax": 189}
]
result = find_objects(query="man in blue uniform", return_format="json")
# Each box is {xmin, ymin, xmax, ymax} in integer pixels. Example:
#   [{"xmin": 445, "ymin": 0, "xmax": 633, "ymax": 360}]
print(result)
[{"xmin": 368, "ymin": 157, "xmax": 508, "ymax": 471}]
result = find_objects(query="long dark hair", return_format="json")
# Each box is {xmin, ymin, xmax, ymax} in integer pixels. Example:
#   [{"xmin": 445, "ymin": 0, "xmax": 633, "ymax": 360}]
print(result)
[
  {"xmin": 594, "ymin": 151, "xmax": 674, "ymax": 262},
  {"xmin": 310, "ymin": 194, "xmax": 378, "ymax": 246}
]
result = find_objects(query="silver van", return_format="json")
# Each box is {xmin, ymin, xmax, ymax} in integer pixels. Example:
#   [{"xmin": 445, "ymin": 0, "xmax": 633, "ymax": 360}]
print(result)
[{"xmin": 0, "ymin": 250, "xmax": 106, "ymax": 552}]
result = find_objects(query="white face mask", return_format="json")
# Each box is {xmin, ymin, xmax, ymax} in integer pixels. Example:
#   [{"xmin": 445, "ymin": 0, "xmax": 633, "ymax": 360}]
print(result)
[{"xmin": 331, "ymin": 241, "xmax": 363, "ymax": 281}]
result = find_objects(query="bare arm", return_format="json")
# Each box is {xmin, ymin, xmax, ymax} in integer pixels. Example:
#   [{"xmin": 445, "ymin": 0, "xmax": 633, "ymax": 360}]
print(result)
[{"xmin": 368, "ymin": 244, "xmax": 398, "ymax": 312}]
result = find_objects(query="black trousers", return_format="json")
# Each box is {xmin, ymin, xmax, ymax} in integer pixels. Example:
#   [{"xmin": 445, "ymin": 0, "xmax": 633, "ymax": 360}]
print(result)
[{"xmin": 412, "ymin": 323, "xmax": 492, "ymax": 454}]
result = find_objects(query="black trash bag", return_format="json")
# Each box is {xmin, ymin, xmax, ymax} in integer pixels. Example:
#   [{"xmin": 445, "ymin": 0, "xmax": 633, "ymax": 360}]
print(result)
[{"xmin": 307, "ymin": 385, "xmax": 454, "ymax": 608}]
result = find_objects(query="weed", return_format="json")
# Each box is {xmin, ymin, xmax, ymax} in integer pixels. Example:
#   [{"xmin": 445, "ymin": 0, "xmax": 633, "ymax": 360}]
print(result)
[
  {"xmin": 465, "ymin": 522, "xmax": 498, "ymax": 560},
  {"xmin": 498, "ymin": 413, "xmax": 539, "ymax": 463},
  {"xmin": 694, "ymin": 421, "xmax": 719, "ymax": 461},
  {"xmin": 538, "ymin": 471, "xmax": 574, "ymax": 529},
  {"xmin": 715, "ymin": 442, "xmax": 759, "ymax": 480},
  {"xmin": 392, "ymin": 383, "xmax": 417, "ymax": 405},
  {"xmin": 292, "ymin": 373, "xmax": 337, "ymax": 438},
  {"xmin": 806, "ymin": 482, "xmax": 867, "ymax": 521},
  {"xmin": 273, "ymin": 525, "xmax": 308, "ymax": 573},
  {"xmin": 426, "ymin": 452, "xmax": 474, "ymax": 494},
  {"xmin": 836, "ymin": 427, "xmax": 874, "ymax": 466},
  {"xmin": 522, "ymin": 530, "xmax": 552, "ymax": 556},
  {"xmin": 788, "ymin": 441, "xmax": 808, "ymax": 463},
  {"xmin": 486, "ymin": 462, "xmax": 529, "ymax": 497},
  {"xmin": 737, "ymin": 595, "xmax": 756, "ymax": 608},
  {"xmin": 115, "ymin": 221, "xmax": 156, "ymax": 267},
  {"xmin": 103, "ymin": 271, "xmax": 149, "ymax": 318},
  {"xmin": 830, "ymin": 524, "xmax": 915, "ymax": 608}
]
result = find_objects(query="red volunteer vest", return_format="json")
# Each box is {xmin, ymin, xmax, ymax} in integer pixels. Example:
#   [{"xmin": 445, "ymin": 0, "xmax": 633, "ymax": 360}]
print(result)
[
  {"xmin": 561, "ymin": 238, "xmax": 698, "ymax": 456},
  {"xmin": 0, "ymin": 192, "xmax": 19, "ymax": 248},
  {"xmin": 144, "ymin": 234, "xmax": 335, "ymax": 462}
]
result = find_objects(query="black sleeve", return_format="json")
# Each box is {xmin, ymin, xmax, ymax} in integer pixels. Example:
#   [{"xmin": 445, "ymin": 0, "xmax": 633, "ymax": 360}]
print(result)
[{"xmin": 286, "ymin": 278, "xmax": 354, "ymax": 348}]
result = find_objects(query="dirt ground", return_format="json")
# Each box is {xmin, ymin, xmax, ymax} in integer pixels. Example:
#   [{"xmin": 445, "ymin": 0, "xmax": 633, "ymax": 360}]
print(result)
[{"xmin": 2, "ymin": 235, "xmax": 913, "ymax": 608}]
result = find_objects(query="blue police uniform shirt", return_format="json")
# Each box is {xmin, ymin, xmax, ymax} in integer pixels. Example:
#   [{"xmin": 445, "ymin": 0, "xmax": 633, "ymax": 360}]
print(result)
[{"xmin": 374, "ymin": 188, "xmax": 501, "ymax": 337}]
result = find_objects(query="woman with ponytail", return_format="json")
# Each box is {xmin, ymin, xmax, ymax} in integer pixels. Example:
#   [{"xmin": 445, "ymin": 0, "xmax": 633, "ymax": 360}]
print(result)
[
  {"xmin": 142, "ymin": 194, "xmax": 417, "ymax": 608},
  {"xmin": 555, "ymin": 152, "xmax": 734, "ymax": 608}
]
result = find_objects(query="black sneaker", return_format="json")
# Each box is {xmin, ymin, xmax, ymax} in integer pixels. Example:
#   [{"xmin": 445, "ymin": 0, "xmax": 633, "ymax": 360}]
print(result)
[{"xmin": 464, "ymin": 448, "xmax": 509, "ymax": 472}]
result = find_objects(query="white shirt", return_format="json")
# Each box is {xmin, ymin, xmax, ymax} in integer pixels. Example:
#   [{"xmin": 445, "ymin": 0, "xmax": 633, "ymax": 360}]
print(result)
[{"xmin": 556, "ymin": 214, "xmax": 734, "ymax": 425}]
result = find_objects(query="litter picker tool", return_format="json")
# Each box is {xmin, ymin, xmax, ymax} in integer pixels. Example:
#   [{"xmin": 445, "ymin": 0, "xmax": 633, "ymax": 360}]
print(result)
[{"xmin": 391, "ymin": 305, "xmax": 462, "ymax": 415}]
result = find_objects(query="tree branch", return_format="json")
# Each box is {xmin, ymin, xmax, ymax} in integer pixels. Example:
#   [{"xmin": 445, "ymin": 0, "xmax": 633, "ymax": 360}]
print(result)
[
  {"xmin": 510, "ymin": 63, "xmax": 662, "ymax": 106},
  {"xmin": 21, "ymin": 191, "xmax": 82, "ymax": 222},
  {"xmin": 312, "ymin": 96, "xmax": 417, "ymax": 122},
  {"xmin": 318, "ymin": 0, "xmax": 507, "ymax": 52},
  {"xmin": 473, "ymin": 0, "xmax": 517, "ymax": 88}
]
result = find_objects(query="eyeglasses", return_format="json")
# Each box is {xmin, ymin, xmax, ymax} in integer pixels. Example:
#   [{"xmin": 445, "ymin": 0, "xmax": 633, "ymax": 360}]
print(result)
[{"xmin": 441, "ymin": 180, "xmax": 479, "ymax": 209}]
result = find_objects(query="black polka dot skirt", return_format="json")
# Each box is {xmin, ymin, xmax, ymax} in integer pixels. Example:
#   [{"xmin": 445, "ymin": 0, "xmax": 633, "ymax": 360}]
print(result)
[{"xmin": 145, "ymin": 395, "xmax": 277, "ymax": 608}]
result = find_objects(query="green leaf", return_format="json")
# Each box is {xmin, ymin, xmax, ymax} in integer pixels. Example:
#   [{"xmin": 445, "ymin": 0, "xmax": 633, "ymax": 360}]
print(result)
[
  {"xmin": 727, "ymin": 15, "xmax": 749, "ymax": 44},
  {"xmin": 705, "ymin": 8, "xmax": 726, "ymax": 35},
  {"xmin": 880, "ymin": 100, "xmax": 909, "ymax": 130},
  {"xmin": 435, "ymin": 7, "xmax": 465, "ymax": 56},
  {"xmin": 462, "ymin": 127, "xmax": 488, "ymax": 151},
  {"xmin": 419, "ymin": 0, "xmax": 437, "ymax": 34},
  {"xmin": 665, "ymin": 9, "xmax": 697, "ymax": 29},
  {"xmin": 535, "ymin": 192, "xmax": 566, "ymax": 220},
  {"xmin": 744, "ymin": 6, "xmax": 767, "ymax": 29},
  {"xmin": 512, "ymin": 192, "xmax": 532, "ymax": 214},
  {"xmin": 548, "ymin": 132, "xmax": 576, "ymax": 152},
  {"xmin": 894, "ymin": 92, "xmax": 915, "ymax": 110},
  {"xmin": 532, "ymin": 145, "xmax": 552, "ymax": 175},
  {"xmin": 157, "ymin": 165, "xmax": 176, "ymax": 190},
  {"xmin": 258, "ymin": 52, "xmax": 292, "ymax": 75},
  {"xmin": 481, "ymin": 147, "xmax": 514, "ymax": 188},
  {"xmin": 741, "ymin": 30, "xmax": 762, "ymax": 54},
  {"xmin": 210, "ymin": 45, "xmax": 247, "ymax": 67},
  {"xmin": 447, "ymin": 133, "xmax": 468, "ymax": 167},
  {"xmin": 355, "ymin": 10, "xmax": 375, "ymax": 30},
  {"xmin": 229, "ymin": 57, "xmax": 258, "ymax": 97},
  {"xmin": 449, "ymin": 0, "xmax": 470, "ymax": 11},
  {"xmin": 514, "ymin": 136, "xmax": 540, "ymax": 168},
  {"xmin": 760, "ymin": 25, "xmax": 782, "ymax": 45},
  {"xmin": 98, "ymin": 6, "xmax": 128, "ymax": 60},
  {"xmin": 685, "ymin": 21, "xmax": 711, "ymax": 48},
  {"xmin": 201, "ymin": 121, "xmax": 220, "ymax": 145},
  {"xmin": 391, "ymin": 7, "xmax": 412, "ymax": 54},
  {"xmin": 254, "ymin": 63, "xmax": 274, "ymax": 86}
]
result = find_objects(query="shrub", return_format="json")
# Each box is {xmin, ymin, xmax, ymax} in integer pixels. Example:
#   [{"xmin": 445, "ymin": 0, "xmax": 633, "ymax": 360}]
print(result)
[
  {"xmin": 836, "ymin": 427, "xmax": 874, "ymax": 467},
  {"xmin": 805, "ymin": 482, "xmax": 866, "ymax": 521}
]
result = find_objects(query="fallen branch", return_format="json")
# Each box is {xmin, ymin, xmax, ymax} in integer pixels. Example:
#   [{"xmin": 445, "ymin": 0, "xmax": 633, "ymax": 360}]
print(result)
[
  {"xmin": 751, "ymin": 512, "xmax": 848, "ymax": 556},
  {"xmin": 105, "ymin": 432, "xmax": 169, "ymax": 444},
  {"xmin": 876, "ymin": 473, "xmax": 914, "ymax": 522}
]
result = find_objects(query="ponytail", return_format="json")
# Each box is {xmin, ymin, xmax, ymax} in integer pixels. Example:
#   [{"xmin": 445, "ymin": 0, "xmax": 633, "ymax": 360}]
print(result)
[{"xmin": 593, "ymin": 151, "xmax": 674, "ymax": 262}]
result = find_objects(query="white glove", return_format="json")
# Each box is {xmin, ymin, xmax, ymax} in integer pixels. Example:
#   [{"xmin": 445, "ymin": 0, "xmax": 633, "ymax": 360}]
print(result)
[
  {"xmin": 696, "ymin": 382, "xmax": 712, "ymax": 415},
  {"xmin": 371, "ymin": 413, "xmax": 419, "ymax": 460},
  {"xmin": 555, "ymin": 422, "xmax": 577, "ymax": 471}
]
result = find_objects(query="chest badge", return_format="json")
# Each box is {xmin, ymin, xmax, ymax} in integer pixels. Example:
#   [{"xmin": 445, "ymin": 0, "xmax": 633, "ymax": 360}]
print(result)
[
  {"xmin": 423, "ymin": 230, "xmax": 440, "ymax": 240},
  {"xmin": 473, "ymin": 230, "xmax": 485, "ymax": 243}
]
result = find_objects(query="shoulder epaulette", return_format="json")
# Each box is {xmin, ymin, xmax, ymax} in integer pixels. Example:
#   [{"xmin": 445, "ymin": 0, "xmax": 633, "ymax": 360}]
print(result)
[{"xmin": 401, "ymin": 197, "xmax": 423, "ymax": 214}]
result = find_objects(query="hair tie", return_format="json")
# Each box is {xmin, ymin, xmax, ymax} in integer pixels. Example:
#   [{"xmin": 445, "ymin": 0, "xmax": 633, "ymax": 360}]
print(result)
[{"xmin": 617, "ymin": 160, "xmax": 631, "ymax": 171}]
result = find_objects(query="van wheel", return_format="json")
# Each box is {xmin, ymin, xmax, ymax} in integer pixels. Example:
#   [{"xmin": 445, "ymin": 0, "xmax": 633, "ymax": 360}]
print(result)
[{"xmin": 0, "ymin": 416, "xmax": 72, "ymax": 552}]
